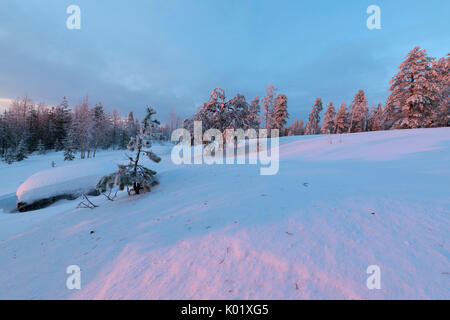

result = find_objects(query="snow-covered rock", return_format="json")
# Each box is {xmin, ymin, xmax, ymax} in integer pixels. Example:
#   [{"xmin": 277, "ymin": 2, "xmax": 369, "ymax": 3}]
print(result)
[{"xmin": 16, "ymin": 161, "xmax": 118, "ymax": 211}]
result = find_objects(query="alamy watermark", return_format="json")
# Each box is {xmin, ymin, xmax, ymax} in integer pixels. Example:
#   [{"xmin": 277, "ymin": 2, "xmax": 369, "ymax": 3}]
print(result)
[
  {"xmin": 66, "ymin": 265, "xmax": 81, "ymax": 290},
  {"xmin": 66, "ymin": 5, "xmax": 81, "ymax": 30},
  {"xmin": 366, "ymin": 265, "xmax": 381, "ymax": 290},
  {"xmin": 171, "ymin": 121, "xmax": 280, "ymax": 175},
  {"xmin": 366, "ymin": 5, "xmax": 381, "ymax": 30}
]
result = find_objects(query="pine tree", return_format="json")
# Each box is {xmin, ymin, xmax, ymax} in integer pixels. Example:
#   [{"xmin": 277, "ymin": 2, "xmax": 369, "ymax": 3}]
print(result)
[
  {"xmin": 367, "ymin": 103, "xmax": 383, "ymax": 131},
  {"xmin": 91, "ymin": 102, "xmax": 107, "ymax": 157},
  {"xmin": 321, "ymin": 101, "xmax": 336, "ymax": 134},
  {"xmin": 386, "ymin": 46, "xmax": 439, "ymax": 129},
  {"xmin": 261, "ymin": 85, "xmax": 276, "ymax": 130},
  {"xmin": 432, "ymin": 54, "xmax": 450, "ymax": 127},
  {"xmin": 335, "ymin": 102, "xmax": 349, "ymax": 134},
  {"xmin": 249, "ymin": 96, "xmax": 261, "ymax": 129},
  {"xmin": 5, "ymin": 148, "xmax": 15, "ymax": 164},
  {"xmin": 288, "ymin": 119, "xmax": 304, "ymax": 136},
  {"xmin": 54, "ymin": 139, "xmax": 64, "ymax": 151},
  {"xmin": 37, "ymin": 139, "xmax": 45, "ymax": 154},
  {"xmin": 15, "ymin": 138, "xmax": 28, "ymax": 162},
  {"xmin": 348, "ymin": 90, "xmax": 368, "ymax": 133},
  {"xmin": 305, "ymin": 98, "xmax": 323, "ymax": 135},
  {"xmin": 97, "ymin": 107, "xmax": 161, "ymax": 196},
  {"xmin": 63, "ymin": 130, "xmax": 76, "ymax": 161},
  {"xmin": 53, "ymin": 97, "xmax": 71, "ymax": 150},
  {"xmin": 272, "ymin": 94, "xmax": 289, "ymax": 133}
]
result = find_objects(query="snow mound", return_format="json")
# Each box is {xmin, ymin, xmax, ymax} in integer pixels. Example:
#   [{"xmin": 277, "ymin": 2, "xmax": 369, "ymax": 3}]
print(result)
[{"xmin": 16, "ymin": 161, "xmax": 118, "ymax": 205}]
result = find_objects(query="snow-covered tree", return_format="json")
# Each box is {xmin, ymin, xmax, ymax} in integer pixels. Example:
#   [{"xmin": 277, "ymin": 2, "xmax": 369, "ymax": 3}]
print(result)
[
  {"xmin": 249, "ymin": 96, "xmax": 261, "ymax": 129},
  {"xmin": 72, "ymin": 96, "xmax": 92, "ymax": 159},
  {"xmin": 386, "ymin": 46, "xmax": 440, "ymax": 129},
  {"xmin": 4, "ymin": 148, "xmax": 15, "ymax": 164},
  {"xmin": 321, "ymin": 101, "xmax": 336, "ymax": 134},
  {"xmin": 272, "ymin": 94, "xmax": 289, "ymax": 133},
  {"xmin": 305, "ymin": 98, "xmax": 323, "ymax": 135},
  {"xmin": 288, "ymin": 119, "xmax": 304, "ymax": 136},
  {"xmin": 90, "ymin": 102, "xmax": 108, "ymax": 158},
  {"xmin": 184, "ymin": 88, "xmax": 229, "ymax": 139},
  {"xmin": 348, "ymin": 90, "xmax": 368, "ymax": 133},
  {"xmin": 228, "ymin": 94, "xmax": 253, "ymax": 130},
  {"xmin": 335, "ymin": 102, "xmax": 349, "ymax": 134},
  {"xmin": 37, "ymin": 139, "xmax": 45, "ymax": 154},
  {"xmin": 431, "ymin": 54, "xmax": 450, "ymax": 127},
  {"xmin": 63, "ymin": 129, "xmax": 76, "ymax": 161},
  {"xmin": 261, "ymin": 85, "xmax": 276, "ymax": 130},
  {"xmin": 53, "ymin": 97, "xmax": 71, "ymax": 150},
  {"xmin": 367, "ymin": 103, "xmax": 383, "ymax": 131},
  {"xmin": 54, "ymin": 139, "xmax": 64, "ymax": 152},
  {"xmin": 15, "ymin": 138, "xmax": 28, "ymax": 161},
  {"xmin": 97, "ymin": 107, "xmax": 161, "ymax": 195}
]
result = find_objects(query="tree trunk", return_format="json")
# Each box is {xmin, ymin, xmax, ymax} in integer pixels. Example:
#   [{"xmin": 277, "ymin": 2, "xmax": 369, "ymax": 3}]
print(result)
[{"xmin": 133, "ymin": 147, "xmax": 141, "ymax": 194}]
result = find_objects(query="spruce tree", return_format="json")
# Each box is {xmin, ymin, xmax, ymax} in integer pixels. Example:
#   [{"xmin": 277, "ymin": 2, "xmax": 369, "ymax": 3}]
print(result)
[
  {"xmin": 261, "ymin": 85, "xmax": 276, "ymax": 130},
  {"xmin": 305, "ymin": 98, "xmax": 323, "ymax": 135},
  {"xmin": 431, "ymin": 54, "xmax": 450, "ymax": 127},
  {"xmin": 5, "ymin": 148, "xmax": 15, "ymax": 164},
  {"xmin": 272, "ymin": 94, "xmax": 289, "ymax": 133},
  {"xmin": 348, "ymin": 90, "xmax": 369, "ymax": 133},
  {"xmin": 37, "ymin": 139, "xmax": 46, "ymax": 154},
  {"xmin": 321, "ymin": 101, "xmax": 336, "ymax": 134},
  {"xmin": 54, "ymin": 138, "xmax": 64, "ymax": 152},
  {"xmin": 15, "ymin": 138, "xmax": 28, "ymax": 162},
  {"xmin": 335, "ymin": 102, "xmax": 348, "ymax": 134},
  {"xmin": 63, "ymin": 137, "xmax": 75, "ymax": 161},
  {"xmin": 386, "ymin": 46, "xmax": 439, "ymax": 129}
]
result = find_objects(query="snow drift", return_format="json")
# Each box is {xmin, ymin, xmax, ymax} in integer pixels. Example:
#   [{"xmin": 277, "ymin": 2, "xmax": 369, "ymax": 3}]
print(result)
[{"xmin": 1, "ymin": 128, "xmax": 449, "ymax": 299}]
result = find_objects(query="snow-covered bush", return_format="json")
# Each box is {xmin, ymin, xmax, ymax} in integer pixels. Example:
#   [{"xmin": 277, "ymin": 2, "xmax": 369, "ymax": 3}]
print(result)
[{"xmin": 96, "ymin": 107, "xmax": 161, "ymax": 195}]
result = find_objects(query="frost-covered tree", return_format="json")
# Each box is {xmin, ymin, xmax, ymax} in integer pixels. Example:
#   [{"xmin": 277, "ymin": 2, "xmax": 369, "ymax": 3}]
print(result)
[
  {"xmin": 321, "ymin": 101, "xmax": 336, "ymax": 134},
  {"xmin": 54, "ymin": 139, "xmax": 64, "ymax": 152},
  {"xmin": 63, "ymin": 129, "xmax": 76, "ymax": 161},
  {"xmin": 288, "ymin": 119, "xmax": 304, "ymax": 136},
  {"xmin": 97, "ymin": 107, "xmax": 161, "ymax": 196},
  {"xmin": 4, "ymin": 148, "xmax": 15, "ymax": 164},
  {"xmin": 272, "ymin": 94, "xmax": 289, "ymax": 133},
  {"xmin": 249, "ymin": 96, "xmax": 261, "ymax": 129},
  {"xmin": 184, "ymin": 88, "xmax": 263, "ymax": 141},
  {"xmin": 432, "ymin": 54, "xmax": 450, "ymax": 127},
  {"xmin": 386, "ymin": 46, "xmax": 439, "ymax": 129},
  {"xmin": 228, "ymin": 94, "xmax": 253, "ymax": 130},
  {"xmin": 335, "ymin": 102, "xmax": 349, "ymax": 134},
  {"xmin": 184, "ymin": 88, "xmax": 229, "ymax": 139},
  {"xmin": 348, "ymin": 90, "xmax": 368, "ymax": 133},
  {"xmin": 15, "ymin": 138, "xmax": 28, "ymax": 161},
  {"xmin": 261, "ymin": 85, "xmax": 276, "ymax": 130},
  {"xmin": 37, "ymin": 139, "xmax": 45, "ymax": 154},
  {"xmin": 72, "ymin": 96, "xmax": 92, "ymax": 159},
  {"xmin": 90, "ymin": 102, "xmax": 108, "ymax": 158},
  {"xmin": 53, "ymin": 97, "xmax": 71, "ymax": 150},
  {"xmin": 367, "ymin": 103, "xmax": 383, "ymax": 131},
  {"xmin": 305, "ymin": 98, "xmax": 323, "ymax": 135}
]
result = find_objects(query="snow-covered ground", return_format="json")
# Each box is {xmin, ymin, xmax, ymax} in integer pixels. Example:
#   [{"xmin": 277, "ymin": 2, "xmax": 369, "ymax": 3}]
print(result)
[{"xmin": 0, "ymin": 128, "xmax": 449, "ymax": 299}]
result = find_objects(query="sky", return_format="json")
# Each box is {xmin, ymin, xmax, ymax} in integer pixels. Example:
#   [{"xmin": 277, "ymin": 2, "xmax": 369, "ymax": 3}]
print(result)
[{"xmin": 0, "ymin": 0, "xmax": 448, "ymax": 123}]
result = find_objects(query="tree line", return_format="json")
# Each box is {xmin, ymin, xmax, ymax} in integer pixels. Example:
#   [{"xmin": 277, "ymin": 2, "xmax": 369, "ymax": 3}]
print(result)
[
  {"xmin": 0, "ymin": 95, "xmax": 182, "ymax": 164},
  {"xmin": 184, "ymin": 46, "xmax": 449, "ymax": 138},
  {"xmin": 1, "ymin": 46, "xmax": 448, "ymax": 164}
]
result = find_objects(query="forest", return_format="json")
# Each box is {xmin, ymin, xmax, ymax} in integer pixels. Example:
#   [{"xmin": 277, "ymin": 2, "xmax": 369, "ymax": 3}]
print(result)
[{"xmin": 0, "ymin": 46, "xmax": 448, "ymax": 164}]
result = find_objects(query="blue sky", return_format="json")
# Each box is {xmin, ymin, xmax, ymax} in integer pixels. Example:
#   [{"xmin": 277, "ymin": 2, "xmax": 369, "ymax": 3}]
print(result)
[{"xmin": 0, "ymin": 0, "xmax": 448, "ymax": 123}]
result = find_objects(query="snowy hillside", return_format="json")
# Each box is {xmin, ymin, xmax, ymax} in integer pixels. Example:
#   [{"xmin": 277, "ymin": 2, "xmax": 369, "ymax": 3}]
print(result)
[{"xmin": 0, "ymin": 128, "xmax": 449, "ymax": 299}]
